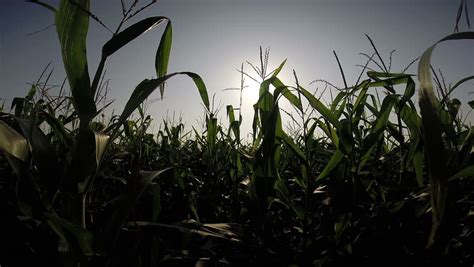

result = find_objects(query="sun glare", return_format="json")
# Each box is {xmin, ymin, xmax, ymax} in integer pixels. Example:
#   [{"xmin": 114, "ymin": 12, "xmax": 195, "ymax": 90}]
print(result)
[{"xmin": 242, "ymin": 81, "xmax": 261, "ymax": 105}]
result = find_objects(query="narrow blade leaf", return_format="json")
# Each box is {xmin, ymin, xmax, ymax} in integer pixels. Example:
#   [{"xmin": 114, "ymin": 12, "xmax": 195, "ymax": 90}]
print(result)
[
  {"xmin": 155, "ymin": 20, "xmax": 173, "ymax": 98},
  {"xmin": 56, "ymin": 0, "xmax": 95, "ymax": 121},
  {"xmin": 0, "ymin": 121, "xmax": 28, "ymax": 161},
  {"xmin": 103, "ymin": 17, "xmax": 168, "ymax": 58}
]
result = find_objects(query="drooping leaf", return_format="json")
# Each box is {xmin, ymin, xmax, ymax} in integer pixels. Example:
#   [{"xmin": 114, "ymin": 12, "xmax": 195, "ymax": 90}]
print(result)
[
  {"xmin": 366, "ymin": 71, "xmax": 415, "ymax": 78},
  {"xmin": 111, "ymin": 72, "xmax": 209, "ymax": 136},
  {"xmin": 92, "ymin": 17, "xmax": 170, "ymax": 96},
  {"xmin": 186, "ymin": 72, "xmax": 210, "ymax": 109},
  {"xmin": 367, "ymin": 73, "xmax": 413, "ymax": 93},
  {"xmin": 0, "ymin": 121, "xmax": 28, "ymax": 161},
  {"xmin": 418, "ymin": 32, "xmax": 474, "ymax": 98},
  {"xmin": 417, "ymin": 31, "xmax": 474, "ymax": 248},
  {"xmin": 103, "ymin": 17, "xmax": 168, "ymax": 58},
  {"xmin": 272, "ymin": 78, "xmax": 302, "ymax": 110}
]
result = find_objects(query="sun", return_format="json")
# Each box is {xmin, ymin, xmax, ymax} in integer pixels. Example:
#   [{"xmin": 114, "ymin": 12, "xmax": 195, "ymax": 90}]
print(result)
[{"xmin": 242, "ymin": 80, "xmax": 261, "ymax": 105}]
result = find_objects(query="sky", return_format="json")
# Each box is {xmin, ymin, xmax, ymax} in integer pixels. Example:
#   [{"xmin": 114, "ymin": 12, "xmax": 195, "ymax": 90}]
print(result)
[{"xmin": 1, "ymin": 0, "xmax": 473, "ymax": 136}]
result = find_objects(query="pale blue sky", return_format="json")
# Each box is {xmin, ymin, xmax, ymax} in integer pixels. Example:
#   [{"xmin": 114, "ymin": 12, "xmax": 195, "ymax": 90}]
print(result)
[{"xmin": 1, "ymin": 0, "xmax": 473, "ymax": 135}]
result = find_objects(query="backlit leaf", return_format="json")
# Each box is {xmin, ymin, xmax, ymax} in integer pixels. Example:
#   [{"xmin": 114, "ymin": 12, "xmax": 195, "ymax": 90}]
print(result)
[
  {"xmin": 56, "ymin": 0, "xmax": 96, "ymax": 121},
  {"xmin": 156, "ymin": 20, "xmax": 173, "ymax": 98},
  {"xmin": 0, "ymin": 121, "xmax": 28, "ymax": 161},
  {"xmin": 103, "ymin": 17, "xmax": 168, "ymax": 58}
]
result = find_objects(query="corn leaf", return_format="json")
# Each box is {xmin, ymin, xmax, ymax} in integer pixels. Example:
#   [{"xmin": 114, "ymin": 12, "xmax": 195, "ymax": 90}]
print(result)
[
  {"xmin": 56, "ymin": 0, "xmax": 95, "ymax": 121},
  {"xmin": 227, "ymin": 105, "xmax": 240, "ymax": 140},
  {"xmin": 111, "ymin": 72, "xmax": 209, "ymax": 135},
  {"xmin": 156, "ymin": 20, "xmax": 173, "ymax": 98},
  {"xmin": 186, "ymin": 72, "xmax": 210, "ymax": 109},
  {"xmin": 272, "ymin": 78, "xmax": 302, "ymax": 110},
  {"xmin": 298, "ymin": 85, "xmax": 341, "ymax": 129},
  {"xmin": 0, "ymin": 121, "xmax": 28, "ymax": 161},
  {"xmin": 330, "ymin": 91, "xmax": 347, "ymax": 112},
  {"xmin": 103, "ymin": 17, "xmax": 168, "ymax": 58},
  {"xmin": 271, "ymin": 59, "xmax": 287, "ymax": 78},
  {"xmin": 417, "ymin": 31, "xmax": 474, "ymax": 248},
  {"xmin": 317, "ymin": 149, "xmax": 344, "ymax": 181}
]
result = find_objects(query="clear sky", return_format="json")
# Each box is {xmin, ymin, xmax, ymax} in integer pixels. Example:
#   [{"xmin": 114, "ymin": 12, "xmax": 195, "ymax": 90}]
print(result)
[{"xmin": 1, "ymin": 0, "xmax": 473, "ymax": 136}]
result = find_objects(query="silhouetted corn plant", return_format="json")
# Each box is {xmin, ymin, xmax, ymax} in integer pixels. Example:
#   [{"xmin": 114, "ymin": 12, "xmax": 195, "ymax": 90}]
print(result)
[{"xmin": 0, "ymin": 0, "xmax": 235, "ymax": 265}]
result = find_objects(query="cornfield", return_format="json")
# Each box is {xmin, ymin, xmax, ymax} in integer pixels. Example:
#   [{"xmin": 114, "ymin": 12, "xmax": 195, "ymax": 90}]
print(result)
[{"xmin": 0, "ymin": 0, "xmax": 473, "ymax": 266}]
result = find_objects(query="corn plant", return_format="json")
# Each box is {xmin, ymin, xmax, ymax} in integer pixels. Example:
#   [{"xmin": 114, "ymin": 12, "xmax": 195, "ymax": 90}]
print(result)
[
  {"xmin": 0, "ymin": 0, "xmax": 237, "ymax": 265},
  {"xmin": 1, "ymin": 1, "xmax": 473, "ymax": 266}
]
